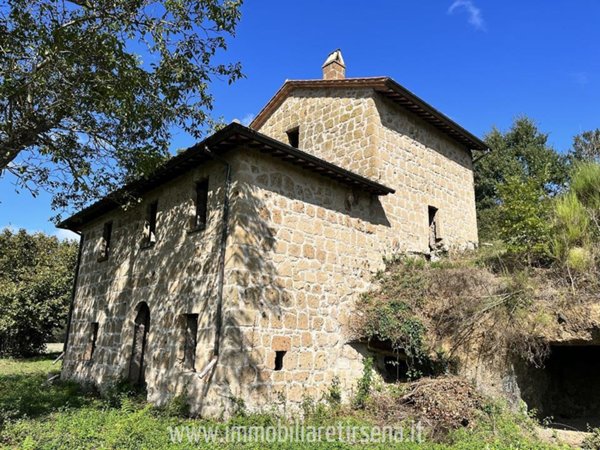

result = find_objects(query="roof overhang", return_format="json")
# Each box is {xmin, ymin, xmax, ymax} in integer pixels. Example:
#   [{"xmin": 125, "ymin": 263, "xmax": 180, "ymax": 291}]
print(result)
[
  {"xmin": 58, "ymin": 123, "xmax": 395, "ymax": 231},
  {"xmin": 250, "ymin": 77, "xmax": 488, "ymax": 152}
]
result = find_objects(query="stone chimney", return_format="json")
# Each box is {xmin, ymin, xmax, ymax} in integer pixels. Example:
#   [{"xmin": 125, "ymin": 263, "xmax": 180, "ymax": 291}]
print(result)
[{"xmin": 322, "ymin": 50, "xmax": 345, "ymax": 80}]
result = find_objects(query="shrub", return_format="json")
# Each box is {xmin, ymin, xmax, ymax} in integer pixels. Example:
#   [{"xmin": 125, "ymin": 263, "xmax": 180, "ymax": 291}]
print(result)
[
  {"xmin": 570, "ymin": 163, "xmax": 600, "ymax": 213},
  {"xmin": 326, "ymin": 376, "xmax": 342, "ymax": 407},
  {"xmin": 352, "ymin": 357, "xmax": 373, "ymax": 409},
  {"xmin": 103, "ymin": 378, "xmax": 144, "ymax": 408},
  {"xmin": 0, "ymin": 229, "xmax": 78, "ymax": 357},
  {"xmin": 496, "ymin": 176, "xmax": 553, "ymax": 265},
  {"xmin": 163, "ymin": 393, "xmax": 191, "ymax": 418},
  {"xmin": 551, "ymin": 163, "xmax": 600, "ymax": 284},
  {"xmin": 567, "ymin": 247, "xmax": 594, "ymax": 272},
  {"xmin": 584, "ymin": 426, "xmax": 600, "ymax": 450}
]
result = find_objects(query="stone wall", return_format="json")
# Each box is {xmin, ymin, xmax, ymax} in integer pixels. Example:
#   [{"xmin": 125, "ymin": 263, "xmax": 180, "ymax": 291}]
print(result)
[
  {"xmin": 374, "ymin": 95, "xmax": 478, "ymax": 251},
  {"xmin": 62, "ymin": 160, "xmax": 231, "ymax": 413},
  {"xmin": 256, "ymin": 87, "xmax": 478, "ymax": 253},
  {"xmin": 63, "ymin": 83, "xmax": 479, "ymax": 416},
  {"xmin": 218, "ymin": 151, "xmax": 387, "ymax": 411},
  {"xmin": 62, "ymin": 147, "xmax": 389, "ymax": 416},
  {"xmin": 258, "ymin": 88, "xmax": 380, "ymax": 179}
]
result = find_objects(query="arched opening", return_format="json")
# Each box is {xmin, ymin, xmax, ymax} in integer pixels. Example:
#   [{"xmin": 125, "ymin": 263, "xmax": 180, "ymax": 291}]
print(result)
[{"xmin": 128, "ymin": 302, "xmax": 150, "ymax": 386}]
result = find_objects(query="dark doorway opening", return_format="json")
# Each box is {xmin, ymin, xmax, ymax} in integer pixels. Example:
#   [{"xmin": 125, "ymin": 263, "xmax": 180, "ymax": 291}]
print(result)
[
  {"xmin": 129, "ymin": 303, "xmax": 150, "ymax": 386},
  {"xmin": 517, "ymin": 345, "xmax": 600, "ymax": 430}
]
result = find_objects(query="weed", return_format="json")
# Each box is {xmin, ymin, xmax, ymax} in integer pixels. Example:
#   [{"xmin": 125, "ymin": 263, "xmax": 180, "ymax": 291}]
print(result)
[
  {"xmin": 583, "ymin": 426, "xmax": 600, "ymax": 449},
  {"xmin": 1, "ymin": 356, "xmax": 566, "ymax": 449},
  {"xmin": 352, "ymin": 356, "xmax": 373, "ymax": 409},
  {"xmin": 326, "ymin": 376, "xmax": 342, "ymax": 407},
  {"xmin": 163, "ymin": 393, "xmax": 191, "ymax": 418}
]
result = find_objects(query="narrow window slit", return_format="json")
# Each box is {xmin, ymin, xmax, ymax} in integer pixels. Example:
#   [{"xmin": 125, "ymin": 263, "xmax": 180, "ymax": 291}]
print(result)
[
  {"xmin": 274, "ymin": 350, "xmax": 286, "ymax": 371},
  {"xmin": 144, "ymin": 200, "xmax": 158, "ymax": 246},
  {"xmin": 183, "ymin": 314, "xmax": 198, "ymax": 371},
  {"xmin": 86, "ymin": 322, "xmax": 99, "ymax": 360},
  {"xmin": 192, "ymin": 179, "xmax": 209, "ymax": 231},
  {"xmin": 428, "ymin": 205, "xmax": 439, "ymax": 251},
  {"xmin": 99, "ymin": 221, "xmax": 112, "ymax": 261}
]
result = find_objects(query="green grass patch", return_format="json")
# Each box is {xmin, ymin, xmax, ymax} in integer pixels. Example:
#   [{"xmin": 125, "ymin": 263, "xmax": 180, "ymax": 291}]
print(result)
[
  {"xmin": 0, "ymin": 354, "xmax": 90, "ymax": 427},
  {"xmin": 0, "ymin": 355, "xmax": 568, "ymax": 449}
]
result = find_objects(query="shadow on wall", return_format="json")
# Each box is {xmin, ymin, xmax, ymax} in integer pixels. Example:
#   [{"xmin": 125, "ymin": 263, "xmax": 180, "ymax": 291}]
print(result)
[
  {"xmin": 64, "ymin": 167, "xmax": 230, "ymax": 408},
  {"xmin": 252, "ymin": 163, "xmax": 391, "ymax": 228},
  {"xmin": 189, "ymin": 174, "xmax": 288, "ymax": 415},
  {"xmin": 66, "ymin": 150, "xmax": 393, "ymax": 415}
]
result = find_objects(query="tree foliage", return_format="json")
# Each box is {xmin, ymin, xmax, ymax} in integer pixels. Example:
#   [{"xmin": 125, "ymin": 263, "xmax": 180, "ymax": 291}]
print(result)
[
  {"xmin": 0, "ymin": 0, "xmax": 243, "ymax": 216},
  {"xmin": 552, "ymin": 163, "xmax": 600, "ymax": 280},
  {"xmin": 495, "ymin": 176, "xmax": 552, "ymax": 264},
  {"xmin": 568, "ymin": 129, "xmax": 600, "ymax": 164},
  {"xmin": 475, "ymin": 117, "xmax": 568, "ymax": 240},
  {"xmin": 0, "ymin": 228, "xmax": 78, "ymax": 356}
]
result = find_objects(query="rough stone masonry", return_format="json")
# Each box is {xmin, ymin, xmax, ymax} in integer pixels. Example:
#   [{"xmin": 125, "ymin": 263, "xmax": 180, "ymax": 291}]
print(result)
[{"xmin": 59, "ymin": 50, "xmax": 484, "ymax": 417}]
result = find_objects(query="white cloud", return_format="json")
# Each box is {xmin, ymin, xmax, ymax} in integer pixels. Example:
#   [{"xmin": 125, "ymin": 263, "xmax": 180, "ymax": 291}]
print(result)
[{"xmin": 448, "ymin": 0, "xmax": 486, "ymax": 31}]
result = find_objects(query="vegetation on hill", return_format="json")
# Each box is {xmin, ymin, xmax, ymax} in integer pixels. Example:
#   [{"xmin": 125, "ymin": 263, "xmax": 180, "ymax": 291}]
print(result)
[
  {"xmin": 352, "ymin": 158, "xmax": 600, "ymax": 375},
  {"xmin": 0, "ymin": 228, "xmax": 77, "ymax": 357},
  {"xmin": 349, "ymin": 153, "xmax": 600, "ymax": 447},
  {"xmin": 474, "ymin": 118, "xmax": 600, "ymax": 250}
]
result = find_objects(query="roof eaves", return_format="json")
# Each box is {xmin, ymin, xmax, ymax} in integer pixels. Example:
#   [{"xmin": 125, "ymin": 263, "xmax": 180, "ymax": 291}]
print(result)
[
  {"xmin": 58, "ymin": 123, "xmax": 394, "ymax": 231},
  {"xmin": 378, "ymin": 78, "xmax": 487, "ymax": 151}
]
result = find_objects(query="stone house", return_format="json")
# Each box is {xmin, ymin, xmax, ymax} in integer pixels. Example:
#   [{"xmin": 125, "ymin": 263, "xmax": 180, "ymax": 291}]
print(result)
[{"xmin": 59, "ymin": 51, "xmax": 486, "ymax": 416}]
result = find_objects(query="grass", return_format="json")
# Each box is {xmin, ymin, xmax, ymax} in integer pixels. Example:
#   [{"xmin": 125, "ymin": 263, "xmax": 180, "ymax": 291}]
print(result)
[{"xmin": 0, "ymin": 355, "xmax": 569, "ymax": 449}]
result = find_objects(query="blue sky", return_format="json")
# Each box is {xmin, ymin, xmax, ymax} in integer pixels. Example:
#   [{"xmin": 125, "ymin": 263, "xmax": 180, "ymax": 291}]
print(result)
[{"xmin": 2, "ymin": 0, "xmax": 599, "ymax": 238}]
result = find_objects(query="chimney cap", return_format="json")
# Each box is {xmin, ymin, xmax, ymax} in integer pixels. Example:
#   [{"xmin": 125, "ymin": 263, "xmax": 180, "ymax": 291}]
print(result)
[{"xmin": 322, "ymin": 49, "xmax": 345, "ymax": 68}]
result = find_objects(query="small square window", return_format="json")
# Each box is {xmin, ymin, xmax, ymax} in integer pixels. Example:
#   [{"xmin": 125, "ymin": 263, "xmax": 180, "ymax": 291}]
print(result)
[
  {"xmin": 274, "ymin": 350, "xmax": 286, "ymax": 371},
  {"xmin": 286, "ymin": 127, "xmax": 299, "ymax": 148}
]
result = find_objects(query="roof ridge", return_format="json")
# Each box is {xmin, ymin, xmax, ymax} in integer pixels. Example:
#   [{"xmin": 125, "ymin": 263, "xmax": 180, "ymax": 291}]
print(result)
[{"xmin": 249, "ymin": 78, "xmax": 487, "ymax": 151}]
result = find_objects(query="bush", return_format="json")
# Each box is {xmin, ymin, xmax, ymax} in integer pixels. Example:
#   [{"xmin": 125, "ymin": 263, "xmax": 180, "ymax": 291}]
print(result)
[
  {"xmin": 583, "ymin": 427, "xmax": 600, "ymax": 450},
  {"xmin": 326, "ymin": 376, "xmax": 342, "ymax": 407},
  {"xmin": 570, "ymin": 163, "xmax": 600, "ymax": 213},
  {"xmin": 163, "ymin": 394, "xmax": 191, "ymax": 418},
  {"xmin": 496, "ymin": 176, "xmax": 553, "ymax": 265},
  {"xmin": 103, "ymin": 378, "xmax": 145, "ymax": 408},
  {"xmin": 352, "ymin": 357, "xmax": 373, "ymax": 409},
  {"xmin": 551, "ymin": 163, "xmax": 600, "ymax": 283},
  {"xmin": 0, "ymin": 229, "xmax": 78, "ymax": 357}
]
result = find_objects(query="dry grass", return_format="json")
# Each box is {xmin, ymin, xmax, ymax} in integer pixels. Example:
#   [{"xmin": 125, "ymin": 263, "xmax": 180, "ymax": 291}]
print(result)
[{"xmin": 353, "ymin": 250, "xmax": 600, "ymax": 372}]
